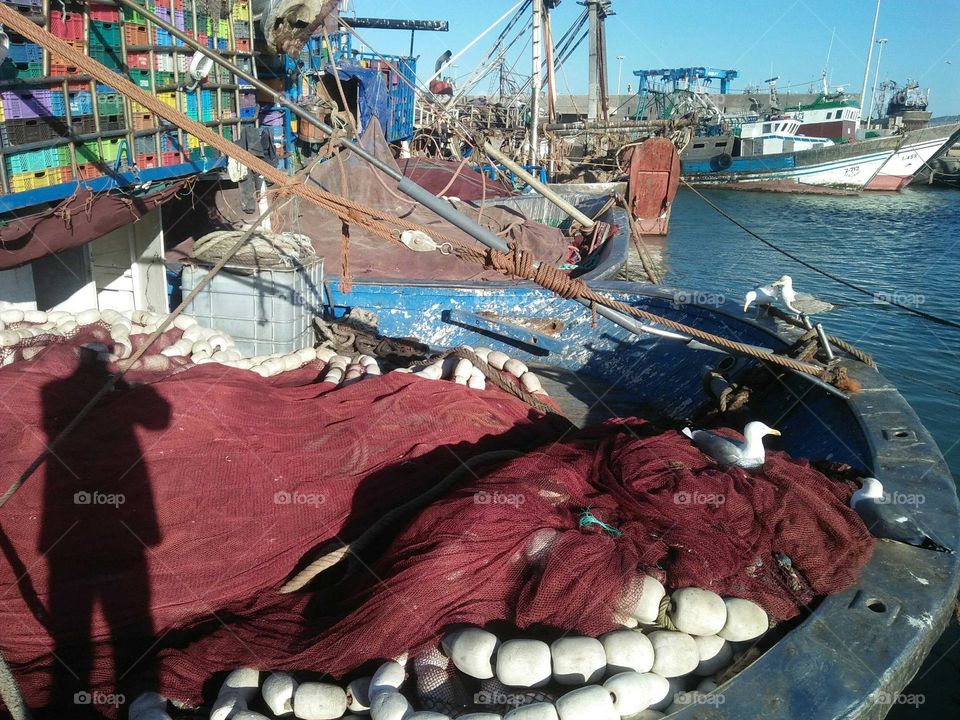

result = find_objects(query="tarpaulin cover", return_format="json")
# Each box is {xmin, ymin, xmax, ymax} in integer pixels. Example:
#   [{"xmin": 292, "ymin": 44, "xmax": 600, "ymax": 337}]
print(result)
[
  {"xmin": 0, "ymin": 334, "xmax": 873, "ymax": 717},
  {"xmin": 327, "ymin": 62, "xmax": 388, "ymax": 138},
  {"xmin": 197, "ymin": 120, "xmax": 572, "ymax": 282},
  {"xmin": 0, "ymin": 181, "xmax": 190, "ymax": 271}
]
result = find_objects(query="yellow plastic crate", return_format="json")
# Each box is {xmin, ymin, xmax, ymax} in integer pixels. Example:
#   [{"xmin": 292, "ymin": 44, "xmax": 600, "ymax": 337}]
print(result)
[
  {"xmin": 10, "ymin": 169, "xmax": 64, "ymax": 193},
  {"xmin": 157, "ymin": 92, "xmax": 177, "ymax": 109},
  {"xmin": 131, "ymin": 100, "xmax": 148, "ymax": 113},
  {"xmin": 231, "ymin": 2, "xmax": 250, "ymax": 21},
  {"xmin": 185, "ymin": 133, "xmax": 200, "ymax": 148}
]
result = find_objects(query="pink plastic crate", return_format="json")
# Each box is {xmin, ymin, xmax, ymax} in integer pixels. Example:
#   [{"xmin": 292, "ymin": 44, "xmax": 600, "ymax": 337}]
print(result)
[
  {"xmin": 126, "ymin": 52, "xmax": 151, "ymax": 70},
  {"xmin": 49, "ymin": 11, "xmax": 84, "ymax": 41},
  {"xmin": 89, "ymin": 5, "xmax": 120, "ymax": 22}
]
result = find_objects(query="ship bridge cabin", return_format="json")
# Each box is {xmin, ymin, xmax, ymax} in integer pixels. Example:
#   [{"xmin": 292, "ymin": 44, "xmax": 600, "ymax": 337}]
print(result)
[{"xmin": 738, "ymin": 118, "xmax": 833, "ymax": 156}]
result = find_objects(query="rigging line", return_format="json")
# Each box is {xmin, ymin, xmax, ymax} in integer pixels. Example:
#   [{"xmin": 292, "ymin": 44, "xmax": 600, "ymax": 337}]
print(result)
[{"xmin": 682, "ymin": 182, "xmax": 960, "ymax": 331}]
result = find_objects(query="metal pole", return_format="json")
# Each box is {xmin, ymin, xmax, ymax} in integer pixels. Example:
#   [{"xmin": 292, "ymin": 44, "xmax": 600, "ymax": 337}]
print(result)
[
  {"xmin": 859, "ymin": 0, "xmax": 881, "ymax": 123},
  {"xmin": 422, "ymin": 0, "xmax": 525, "ymax": 87},
  {"xmin": 530, "ymin": 0, "xmax": 542, "ymax": 166},
  {"xmin": 483, "ymin": 142, "xmax": 595, "ymax": 230},
  {"xmin": 865, "ymin": 38, "xmax": 887, "ymax": 127},
  {"xmin": 586, "ymin": 0, "xmax": 599, "ymax": 120},
  {"xmin": 616, "ymin": 54, "xmax": 624, "ymax": 99}
]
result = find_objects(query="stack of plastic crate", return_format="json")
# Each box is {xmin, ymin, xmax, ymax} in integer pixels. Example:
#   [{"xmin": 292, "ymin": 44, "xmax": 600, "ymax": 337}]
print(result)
[
  {"xmin": 88, "ymin": 3, "xmax": 120, "ymax": 22},
  {"xmin": 160, "ymin": 130, "xmax": 185, "ymax": 166},
  {"xmin": 240, "ymin": 91, "xmax": 257, "ymax": 119},
  {"xmin": 89, "ymin": 20, "xmax": 124, "ymax": 73},
  {"xmin": 5, "ymin": 146, "xmax": 72, "ymax": 192},
  {"xmin": 1, "ymin": 90, "xmax": 61, "ymax": 146},
  {"xmin": 134, "ymin": 134, "xmax": 158, "ymax": 168}
]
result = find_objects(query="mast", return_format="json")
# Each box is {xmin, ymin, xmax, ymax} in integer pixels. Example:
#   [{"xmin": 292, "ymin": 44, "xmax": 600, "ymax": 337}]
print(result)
[
  {"xmin": 586, "ymin": 0, "xmax": 599, "ymax": 120},
  {"xmin": 858, "ymin": 0, "xmax": 881, "ymax": 121},
  {"xmin": 531, "ymin": 0, "xmax": 542, "ymax": 165}
]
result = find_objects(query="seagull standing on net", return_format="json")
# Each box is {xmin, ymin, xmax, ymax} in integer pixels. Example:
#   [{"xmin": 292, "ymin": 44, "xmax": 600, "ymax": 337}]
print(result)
[
  {"xmin": 850, "ymin": 477, "xmax": 952, "ymax": 553},
  {"xmin": 682, "ymin": 421, "xmax": 781, "ymax": 469}
]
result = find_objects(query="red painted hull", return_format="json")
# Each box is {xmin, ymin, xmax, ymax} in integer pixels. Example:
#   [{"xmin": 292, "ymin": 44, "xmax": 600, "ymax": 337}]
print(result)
[
  {"xmin": 864, "ymin": 173, "xmax": 913, "ymax": 191},
  {"xmin": 623, "ymin": 138, "xmax": 681, "ymax": 235}
]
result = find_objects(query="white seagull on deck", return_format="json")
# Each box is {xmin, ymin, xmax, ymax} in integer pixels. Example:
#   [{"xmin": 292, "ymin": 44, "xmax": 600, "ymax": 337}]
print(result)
[
  {"xmin": 776, "ymin": 275, "xmax": 835, "ymax": 315},
  {"xmin": 743, "ymin": 282, "xmax": 780, "ymax": 312},
  {"xmin": 682, "ymin": 421, "xmax": 781, "ymax": 469},
  {"xmin": 850, "ymin": 477, "xmax": 952, "ymax": 553}
]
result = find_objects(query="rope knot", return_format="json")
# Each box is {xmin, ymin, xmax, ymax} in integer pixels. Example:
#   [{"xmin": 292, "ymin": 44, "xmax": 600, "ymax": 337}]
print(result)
[{"xmin": 578, "ymin": 509, "xmax": 622, "ymax": 538}]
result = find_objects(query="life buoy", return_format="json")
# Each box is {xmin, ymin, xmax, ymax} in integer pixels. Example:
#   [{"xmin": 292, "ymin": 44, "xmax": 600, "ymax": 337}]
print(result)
[{"xmin": 711, "ymin": 153, "xmax": 733, "ymax": 172}]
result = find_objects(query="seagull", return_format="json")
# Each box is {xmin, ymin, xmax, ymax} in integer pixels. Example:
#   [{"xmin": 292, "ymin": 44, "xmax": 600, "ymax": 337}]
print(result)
[
  {"xmin": 775, "ymin": 275, "xmax": 835, "ymax": 315},
  {"xmin": 851, "ymin": 477, "xmax": 952, "ymax": 553},
  {"xmin": 682, "ymin": 421, "xmax": 781, "ymax": 469},
  {"xmin": 743, "ymin": 282, "xmax": 780, "ymax": 312}
]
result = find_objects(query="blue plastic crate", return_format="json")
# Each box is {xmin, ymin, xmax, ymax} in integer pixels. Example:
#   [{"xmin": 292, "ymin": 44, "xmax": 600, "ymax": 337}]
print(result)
[
  {"xmin": 216, "ymin": 38, "xmax": 228, "ymax": 50},
  {"xmin": 156, "ymin": 27, "xmax": 172, "ymax": 45},
  {"xmin": 49, "ymin": 90, "xmax": 93, "ymax": 117},
  {"xmin": 134, "ymin": 135, "xmax": 156, "ymax": 154},
  {"xmin": 160, "ymin": 131, "xmax": 183, "ymax": 153},
  {"xmin": 239, "ymin": 105, "xmax": 256, "ymax": 119},
  {"xmin": 7, "ymin": 42, "xmax": 42, "ymax": 64}
]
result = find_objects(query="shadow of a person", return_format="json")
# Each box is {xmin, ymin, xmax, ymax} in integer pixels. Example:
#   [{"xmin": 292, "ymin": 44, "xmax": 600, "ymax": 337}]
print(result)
[{"xmin": 37, "ymin": 343, "xmax": 170, "ymax": 718}]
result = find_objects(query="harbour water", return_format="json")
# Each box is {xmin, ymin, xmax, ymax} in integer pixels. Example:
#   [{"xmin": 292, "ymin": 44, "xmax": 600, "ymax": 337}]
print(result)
[{"xmin": 662, "ymin": 185, "xmax": 960, "ymax": 717}]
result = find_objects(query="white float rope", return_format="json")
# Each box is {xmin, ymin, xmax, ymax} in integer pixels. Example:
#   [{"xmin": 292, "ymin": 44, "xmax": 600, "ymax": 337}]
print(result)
[{"xmin": 129, "ymin": 585, "xmax": 770, "ymax": 720}]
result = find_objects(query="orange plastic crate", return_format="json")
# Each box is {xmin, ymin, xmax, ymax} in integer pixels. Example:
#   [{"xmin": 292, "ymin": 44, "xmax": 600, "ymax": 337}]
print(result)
[
  {"xmin": 124, "ymin": 24, "xmax": 149, "ymax": 46},
  {"xmin": 136, "ymin": 153, "xmax": 158, "ymax": 168},
  {"xmin": 77, "ymin": 163, "xmax": 104, "ymax": 180},
  {"xmin": 131, "ymin": 112, "xmax": 154, "ymax": 130}
]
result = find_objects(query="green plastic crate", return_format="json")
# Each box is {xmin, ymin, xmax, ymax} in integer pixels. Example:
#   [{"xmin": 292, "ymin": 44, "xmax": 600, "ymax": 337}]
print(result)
[
  {"xmin": 155, "ymin": 71, "xmax": 175, "ymax": 87},
  {"xmin": 0, "ymin": 60, "xmax": 43, "ymax": 80},
  {"xmin": 97, "ymin": 92, "xmax": 124, "ymax": 117},
  {"xmin": 90, "ymin": 21, "xmax": 122, "ymax": 48},
  {"xmin": 128, "ymin": 69, "xmax": 152, "ymax": 89},
  {"xmin": 77, "ymin": 137, "xmax": 124, "ymax": 165},
  {"xmin": 122, "ymin": 6, "xmax": 146, "ymax": 25},
  {"xmin": 5, "ymin": 146, "xmax": 70, "ymax": 174}
]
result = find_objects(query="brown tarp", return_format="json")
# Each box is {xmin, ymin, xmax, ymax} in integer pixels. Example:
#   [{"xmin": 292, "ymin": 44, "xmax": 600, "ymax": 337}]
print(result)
[
  {"xmin": 202, "ymin": 120, "xmax": 570, "ymax": 282},
  {"xmin": 0, "ymin": 180, "xmax": 191, "ymax": 271}
]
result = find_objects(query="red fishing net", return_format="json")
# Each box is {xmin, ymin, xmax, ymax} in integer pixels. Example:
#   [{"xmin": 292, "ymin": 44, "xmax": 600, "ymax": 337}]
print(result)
[{"xmin": 0, "ymin": 334, "xmax": 873, "ymax": 717}]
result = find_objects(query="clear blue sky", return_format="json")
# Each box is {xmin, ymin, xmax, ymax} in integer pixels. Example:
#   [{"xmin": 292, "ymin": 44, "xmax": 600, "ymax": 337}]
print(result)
[{"xmin": 346, "ymin": 0, "xmax": 960, "ymax": 116}]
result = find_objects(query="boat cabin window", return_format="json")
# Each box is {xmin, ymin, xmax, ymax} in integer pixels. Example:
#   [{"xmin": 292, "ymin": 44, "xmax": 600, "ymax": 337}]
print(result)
[
  {"xmin": 826, "ymin": 112, "xmax": 833, "ymax": 119},
  {"xmin": 715, "ymin": 141, "xmax": 728, "ymax": 147},
  {"xmin": 693, "ymin": 143, "xmax": 705, "ymax": 148},
  {"xmin": 763, "ymin": 123, "xmax": 773, "ymax": 133}
]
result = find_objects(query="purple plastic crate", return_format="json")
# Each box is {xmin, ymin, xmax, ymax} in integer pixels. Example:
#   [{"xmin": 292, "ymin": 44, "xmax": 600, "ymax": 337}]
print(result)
[
  {"xmin": 259, "ymin": 109, "xmax": 284, "ymax": 126},
  {"xmin": 1, "ymin": 0, "xmax": 42, "ymax": 7},
  {"xmin": 240, "ymin": 91, "xmax": 256, "ymax": 108},
  {"xmin": 174, "ymin": 10, "xmax": 185, "ymax": 29},
  {"xmin": 1, "ymin": 90, "xmax": 53, "ymax": 119},
  {"xmin": 154, "ymin": 6, "xmax": 170, "ymax": 21}
]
